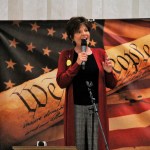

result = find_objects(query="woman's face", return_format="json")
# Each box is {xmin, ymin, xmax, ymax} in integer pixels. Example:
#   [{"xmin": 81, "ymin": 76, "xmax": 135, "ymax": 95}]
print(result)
[{"xmin": 73, "ymin": 24, "xmax": 90, "ymax": 47}]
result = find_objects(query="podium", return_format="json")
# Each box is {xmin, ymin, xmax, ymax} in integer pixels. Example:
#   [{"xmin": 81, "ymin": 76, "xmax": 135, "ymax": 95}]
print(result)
[{"xmin": 12, "ymin": 146, "xmax": 77, "ymax": 150}]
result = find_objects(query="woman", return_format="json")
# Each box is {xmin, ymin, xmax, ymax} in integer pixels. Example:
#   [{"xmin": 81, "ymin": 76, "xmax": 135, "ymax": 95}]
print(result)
[{"xmin": 56, "ymin": 16, "xmax": 117, "ymax": 150}]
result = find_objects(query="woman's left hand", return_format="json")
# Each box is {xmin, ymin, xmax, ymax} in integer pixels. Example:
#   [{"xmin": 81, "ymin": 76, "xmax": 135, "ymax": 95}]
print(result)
[{"xmin": 102, "ymin": 54, "xmax": 113, "ymax": 73}]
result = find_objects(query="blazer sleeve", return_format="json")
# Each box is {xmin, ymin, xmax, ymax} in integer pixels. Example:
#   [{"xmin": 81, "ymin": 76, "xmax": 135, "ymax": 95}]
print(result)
[
  {"xmin": 105, "ymin": 71, "xmax": 117, "ymax": 89},
  {"xmin": 56, "ymin": 50, "xmax": 80, "ymax": 89}
]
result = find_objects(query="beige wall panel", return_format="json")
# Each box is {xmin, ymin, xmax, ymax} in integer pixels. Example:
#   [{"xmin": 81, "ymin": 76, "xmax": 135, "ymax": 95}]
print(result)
[
  {"xmin": 92, "ymin": 0, "xmax": 103, "ymax": 19},
  {"xmin": 0, "ymin": 0, "xmax": 150, "ymax": 20},
  {"xmin": 139, "ymin": 0, "xmax": 150, "ymax": 18},
  {"xmin": 77, "ymin": 0, "xmax": 92, "ymax": 19},
  {"xmin": 103, "ymin": 0, "xmax": 133, "ymax": 19},
  {"xmin": 0, "ymin": 0, "xmax": 8, "ymax": 20},
  {"xmin": 132, "ymin": 0, "xmax": 139, "ymax": 18},
  {"xmin": 62, "ymin": 0, "xmax": 77, "ymax": 19},
  {"xmin": 8, "ymin": 0, "xmax": 23, "ymax": 20},
  {"xmin": 47, "ymin": 0, "xmax": 77, "ymax": 20},
  {"xmin": 23, "ymin": 0, "xmax": 47, "ymax": 20}
]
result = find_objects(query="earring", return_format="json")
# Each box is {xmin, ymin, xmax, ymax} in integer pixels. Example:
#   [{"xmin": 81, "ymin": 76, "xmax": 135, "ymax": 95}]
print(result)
[{"xmin": 72, "ymin": 40, "xmax": 76, "ymax": 46}]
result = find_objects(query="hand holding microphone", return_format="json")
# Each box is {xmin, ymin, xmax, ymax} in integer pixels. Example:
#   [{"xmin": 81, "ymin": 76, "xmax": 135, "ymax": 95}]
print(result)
[{"xmin": 76, "ymin": 39, "xmax": 88, "ymax": 69}]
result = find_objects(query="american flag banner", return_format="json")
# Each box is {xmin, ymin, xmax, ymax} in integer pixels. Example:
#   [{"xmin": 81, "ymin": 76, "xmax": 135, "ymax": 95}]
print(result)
[
  {"xmin": 0, "ymin": 19, "xmax": 150, "ymax": 150},
  {"xmin": 104, "ymin": 20, "xmax": 150, "ymax": 150},
  {"xmin": 0, "ymin": 20, "xmax": 104, "ymax": 150}
]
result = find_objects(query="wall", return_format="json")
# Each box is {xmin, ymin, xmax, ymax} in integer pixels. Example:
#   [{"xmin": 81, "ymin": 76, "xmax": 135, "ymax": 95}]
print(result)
[{"xmin": 0, "ymin": 0, "xmax": 150, "ymax": 20}]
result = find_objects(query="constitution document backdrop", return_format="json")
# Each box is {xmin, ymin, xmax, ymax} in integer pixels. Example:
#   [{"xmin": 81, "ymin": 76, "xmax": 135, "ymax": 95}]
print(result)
[{"xmin": 0, "ymin": 19, "xmax": 150, "ymax": 150}]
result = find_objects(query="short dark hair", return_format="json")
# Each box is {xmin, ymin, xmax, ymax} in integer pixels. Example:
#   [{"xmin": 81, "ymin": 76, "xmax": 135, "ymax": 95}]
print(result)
[{"xmin": 66, "ymin": 16, "xmax": 91, "ymax": 41}]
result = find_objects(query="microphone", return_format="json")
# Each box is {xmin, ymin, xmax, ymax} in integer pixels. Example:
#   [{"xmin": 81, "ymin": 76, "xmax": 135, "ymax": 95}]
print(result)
[
  {"xmin": 81, "ymin": 39, "xmax": 87, "ymax": 70},
  {"xmin": 37, "ymin": 141, "xmax": 47, "ymax": 146}
]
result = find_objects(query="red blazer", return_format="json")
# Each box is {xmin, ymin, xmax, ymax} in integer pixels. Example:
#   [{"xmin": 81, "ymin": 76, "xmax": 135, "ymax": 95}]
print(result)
[{"xmin": 56, "ymin": 48, "xmax": 117, "ymax": 150}]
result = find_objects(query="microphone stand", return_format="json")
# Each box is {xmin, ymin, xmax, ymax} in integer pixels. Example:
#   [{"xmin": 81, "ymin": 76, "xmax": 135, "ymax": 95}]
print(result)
[{"xmin": 86, "ymin": 81, "xmax": 110, "ymax": 150}]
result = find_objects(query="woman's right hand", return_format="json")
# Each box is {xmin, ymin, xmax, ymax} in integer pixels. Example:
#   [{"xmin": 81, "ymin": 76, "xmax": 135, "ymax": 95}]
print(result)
[{"xmin": 76, "ymin": 52, "xmax": 88, "ymax": 65}]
